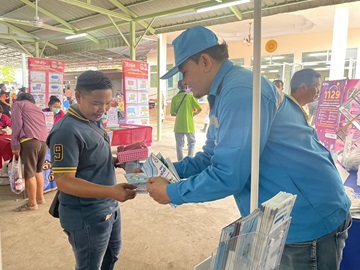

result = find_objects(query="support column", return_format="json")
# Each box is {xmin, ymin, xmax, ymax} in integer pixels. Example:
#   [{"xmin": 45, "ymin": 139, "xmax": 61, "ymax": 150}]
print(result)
[
  {"xmin": 355, "ymin": 47, "xmax": 360, "ymax": 79},
  {"xmin": 329, "ymin": 4, "xmax": 349, "ymax": 80},
  {"xmin": 156, "ymin": 34, "xmax": 167, "ymax": 141},
  {"xmin": 130, "ymin": 21, "xmax": 136, "ymax": 60},
  {"xmin": 21, "ymin": 53, "xmax": 27, "ymax": 87}
]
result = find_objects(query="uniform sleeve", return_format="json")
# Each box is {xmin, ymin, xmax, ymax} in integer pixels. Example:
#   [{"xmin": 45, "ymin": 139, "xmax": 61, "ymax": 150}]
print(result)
[
  {"xmin": 168, "ymin": 85, "xmax": 277, "ymax": 205},
  {"xmin": 48, "ymin": 129, "xmax": 82, "ymax": 174}
]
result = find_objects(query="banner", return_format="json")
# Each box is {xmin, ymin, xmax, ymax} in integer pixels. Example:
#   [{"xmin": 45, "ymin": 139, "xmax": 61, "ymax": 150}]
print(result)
[
  {"xmin": 28, "ymin": 57, "xmax": 65, "ymax": 109},
  {"xmin": 315, "ymin": 80, "xmax": 347, "ymax": 151},
  {"xmin": 122, "ymin": 60, "xmax": 150, "ymax": 125},
  {"xmin": 334, "ymin": 79, "xmax": 360, "ymax": 154}
]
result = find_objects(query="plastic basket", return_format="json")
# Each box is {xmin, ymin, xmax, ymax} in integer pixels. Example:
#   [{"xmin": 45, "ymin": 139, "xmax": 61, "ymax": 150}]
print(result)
[{"xmin": 117, "ymin": 147, "xmax": 148, "ymax": 163}]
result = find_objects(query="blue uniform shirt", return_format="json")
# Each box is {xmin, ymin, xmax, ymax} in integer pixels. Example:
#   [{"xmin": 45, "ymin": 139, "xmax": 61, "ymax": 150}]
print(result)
[{"xmin": 167, "ymin": 60, "xmax": 350, "ymax": 243}]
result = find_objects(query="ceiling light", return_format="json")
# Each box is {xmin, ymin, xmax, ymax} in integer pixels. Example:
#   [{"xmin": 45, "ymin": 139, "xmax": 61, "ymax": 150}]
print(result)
[
  {"xmin": 196, "ymin": 0, "xmax": 251, "ymax": 13},
  {"xmin": 65, "ymin": 33, "xmax": 87, "ymax": 40}
]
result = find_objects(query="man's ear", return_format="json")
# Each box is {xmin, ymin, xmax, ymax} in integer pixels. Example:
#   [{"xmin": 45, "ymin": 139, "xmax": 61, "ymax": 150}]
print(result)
[
  {"xmin": 75, "ymin": 91, "xmax": 81, "ymax": 103},
  {"xmin": 199, "ymin": 54, "xmax": 213, "ymax": 72},
  {"xmin": 299, "ymin": 83, "xmax": 308, "ymax": 93}
]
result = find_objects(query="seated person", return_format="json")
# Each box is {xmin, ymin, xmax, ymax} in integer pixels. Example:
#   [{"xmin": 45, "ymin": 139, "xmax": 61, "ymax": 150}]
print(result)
[
  {"xmin": 0, "ymin": 106, "xmax": 11, "ymax": 128},
  {"xmin": 43, "ymin": 96, "xmax": 65, "ymax": 125}
]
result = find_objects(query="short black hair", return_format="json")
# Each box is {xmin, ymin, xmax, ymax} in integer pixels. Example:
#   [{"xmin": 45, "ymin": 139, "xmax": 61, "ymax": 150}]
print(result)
[
  {"xmin": 178, "ymin": 80, "xmax": 186, "ymax": 91},
  {"xmin": 16, "ymin": 93, "xmax": 35, "ymax": 103},
  {"xmin": 48, "ymin": 95, "xmax": 61, "ymax": 106},
  {"xmin": 290, "ymin": 69, "xmax": 321, "ymax": 94},
  {"xmin": 75, "ymin": 70, "xmax": 113, "ymax": 93},
  {"xmin": 0, "ymin": 83, "xmax": 5, "ymax": 89},
  {"xmin": 179, "ymin": 42, "xmax": 229, "ymax": 70}
]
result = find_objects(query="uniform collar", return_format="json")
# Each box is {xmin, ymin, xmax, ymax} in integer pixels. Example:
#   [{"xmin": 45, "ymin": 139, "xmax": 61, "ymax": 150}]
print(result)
[
  {"xmin": 209, "ymin": 60, "xmax": 233, "ymax": 97},
  {"xmin": 67, "ymin": 105, "xmax": 89, "ymax": 122},
  {"xmin": 289, "ymin": 95, "xmax": 310, "ymax": 121}
]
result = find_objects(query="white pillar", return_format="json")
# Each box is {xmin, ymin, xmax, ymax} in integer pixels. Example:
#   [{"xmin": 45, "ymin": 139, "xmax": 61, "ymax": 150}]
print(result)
[
  {"xmin": 156, "ymin": 34, "xmax": 167, "ymax": 140},
  {"xmin": 329, "ymin": 4, "xmax": 349, "ymax": 80},
  {"xmin": 21, "ymin": 53, "xmax": 27, "ymax": 87},
  {"xmin": 355, "ymin": 47, "xmax": 360, "ymax": 79}
]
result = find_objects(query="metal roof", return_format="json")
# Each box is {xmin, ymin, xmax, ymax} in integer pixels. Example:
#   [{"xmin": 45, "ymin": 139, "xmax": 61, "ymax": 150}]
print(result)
[{"xmin": 0, "ymin": 0, "xmax": 358, "ymax": 70}]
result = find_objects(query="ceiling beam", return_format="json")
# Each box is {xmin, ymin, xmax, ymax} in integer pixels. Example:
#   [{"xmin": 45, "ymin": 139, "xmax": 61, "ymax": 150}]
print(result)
[
  {"xmin": 230, "ymin": 6, "xmax": 243, "ymax": 21},
  {"xmin": 58, "ymin": 0, "xmax": 132, "ymax": 21},
  {"xmin": 0, "ymin": 16, "xmax": 75, "ymax": 34},
  {"xmin": 0, "ymin": 21, "xmax": 58, "ymax": 49},
  {"xmin": 0, "ymin": 34, "xmax": 36, "ymax": 43},
  {"xmin": 107, "ymin": 0, "xmax": 156, "ymax": 35},
  {"xmin": 108, "ymin": 15, "xmax": 130, "ymax": 47},
  {"xmin": 134, "ymin": 1, "xmax": 228, "ymax": 21}
]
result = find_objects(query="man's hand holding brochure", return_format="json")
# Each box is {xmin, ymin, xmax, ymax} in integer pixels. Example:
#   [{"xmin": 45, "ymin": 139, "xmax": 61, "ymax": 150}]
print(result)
[{"xmin": 124, "ymin": 152, "xmax": 180, "ymax": 205}]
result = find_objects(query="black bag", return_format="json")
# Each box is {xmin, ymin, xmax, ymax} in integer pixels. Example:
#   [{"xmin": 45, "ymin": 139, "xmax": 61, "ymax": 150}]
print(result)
[{"xmin": 49, "ymin": 190, "xmax": 60, "ymax": 218}]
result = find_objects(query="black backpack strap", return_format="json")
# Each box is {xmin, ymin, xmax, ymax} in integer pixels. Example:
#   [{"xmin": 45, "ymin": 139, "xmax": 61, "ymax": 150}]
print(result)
[{"xmin": 175, "ymin": 93, "xmax": 188, "ymax": 114}]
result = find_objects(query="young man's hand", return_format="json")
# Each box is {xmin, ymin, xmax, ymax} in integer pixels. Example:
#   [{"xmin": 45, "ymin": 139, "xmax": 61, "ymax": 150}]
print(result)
[{"xmin": 113, "ymin": 183, "xmax": 137, "ymax": 202}]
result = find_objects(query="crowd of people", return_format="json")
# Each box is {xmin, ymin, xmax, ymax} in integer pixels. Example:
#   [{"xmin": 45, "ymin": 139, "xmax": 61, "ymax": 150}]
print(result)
[{"xmin": 0, "ymin": 25, "xmax": 349, "ymax": 270}]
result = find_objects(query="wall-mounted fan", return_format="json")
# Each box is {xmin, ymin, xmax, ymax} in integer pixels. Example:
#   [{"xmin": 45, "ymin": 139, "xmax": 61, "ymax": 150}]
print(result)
[{"xmin": 0, "ymin": 0, "xmax": 73, "ymax": 34}]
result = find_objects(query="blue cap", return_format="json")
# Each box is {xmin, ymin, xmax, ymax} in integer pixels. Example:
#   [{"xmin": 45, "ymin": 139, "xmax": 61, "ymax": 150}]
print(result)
[{"xmin": 160, "ymin": 26, "xmax": 219, "ymax": 80}]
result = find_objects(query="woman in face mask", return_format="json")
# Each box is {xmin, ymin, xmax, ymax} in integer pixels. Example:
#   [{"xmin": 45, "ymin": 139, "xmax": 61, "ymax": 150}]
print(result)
[{"xmin": 43, "ymin": 96, "xmax": 65, "ymax": 125}]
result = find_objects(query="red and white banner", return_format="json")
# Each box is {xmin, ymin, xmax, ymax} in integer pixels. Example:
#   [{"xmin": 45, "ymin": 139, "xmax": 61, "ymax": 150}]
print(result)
[{"xmin": 28, "ymin": 57, "xmax": 65, "ymax": 109}]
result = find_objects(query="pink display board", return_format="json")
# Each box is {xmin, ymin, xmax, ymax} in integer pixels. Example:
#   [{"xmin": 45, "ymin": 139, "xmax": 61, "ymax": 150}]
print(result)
[
  {"xmin": 315, "ymin": 80, "xmax": 347, "ymax": 151},
  {"xmin": 28, "ymin": 57, "xmax": 65, "ymax": 109},
  {"xmin": 121, "ymin": 60, "xmax": 150, "ymax": 125}
]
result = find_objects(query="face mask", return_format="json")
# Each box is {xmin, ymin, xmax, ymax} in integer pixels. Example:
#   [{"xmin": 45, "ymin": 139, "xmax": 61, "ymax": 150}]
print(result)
[{"xmin": 52, "ymin": 108, "xmax": 60, "ymax": 114}]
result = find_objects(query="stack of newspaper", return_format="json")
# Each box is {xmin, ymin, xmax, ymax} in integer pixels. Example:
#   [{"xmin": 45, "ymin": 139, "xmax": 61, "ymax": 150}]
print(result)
[
  {"xmin": 141, "ymin": 152, "xmax": 180, "ymax": 183},
  {"xmin": 205, "ymin": 191, "xmax": 296, "ymax": 270}
]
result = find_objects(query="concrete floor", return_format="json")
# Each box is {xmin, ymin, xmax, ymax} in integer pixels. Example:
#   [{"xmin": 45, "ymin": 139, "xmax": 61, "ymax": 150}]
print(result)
[{"xmin": 0, "ymin": 117, "xmax": 239, "ymax": 270}]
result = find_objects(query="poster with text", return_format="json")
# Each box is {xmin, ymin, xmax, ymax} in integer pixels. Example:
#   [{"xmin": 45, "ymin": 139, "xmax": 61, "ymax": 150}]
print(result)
[
  {"xmin": 122, "ymin": 59, "xmax": 149, "ymax": 125},
  {"xmin": 28, "ymin": 57, "xmax": 65, "ymax": 109},
  {"xmin": 334, "ymin": 79, "xmax": 360, "ymax": 154},
  {"xmin": 315, "ymin": 79, "xmax": 347, "ymax": 151}
]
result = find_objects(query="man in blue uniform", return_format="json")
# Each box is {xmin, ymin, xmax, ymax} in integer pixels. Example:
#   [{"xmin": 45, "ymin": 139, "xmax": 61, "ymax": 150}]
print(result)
[
  {"xmin": 147, "ymin": 26, "xmax": 351, "ymax": 269},
  {"xmin": 47, "ymin": 70, "xmax": 136, "ymax": 270}
]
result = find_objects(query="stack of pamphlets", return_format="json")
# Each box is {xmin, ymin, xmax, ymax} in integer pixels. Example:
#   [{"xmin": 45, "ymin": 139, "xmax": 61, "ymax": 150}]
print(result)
[
  {"xmin": 213, "ymin": 209, "xmax": 260, "ymax": 270},
  {"xmin": 210, "ymin": 191, "xmax": 296, "ymax": 270},
  {"xmin": 124, "ymin": 173, "xmax": 148, "ymax": 193},
  {"xmin": 124, "ymin": 153, "xmax": 180, "ymax": 204},
  {"xmin": 141, "ymin": 152, "xmax": 180, "ymax": 183},
  {"xmin": 252, "ymin": 192, "xmax": 297, "ymax": 269}
]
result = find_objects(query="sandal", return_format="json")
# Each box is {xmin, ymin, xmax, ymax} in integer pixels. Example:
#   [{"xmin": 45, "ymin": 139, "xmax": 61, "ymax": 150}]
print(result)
[
  {"xmin": 37, "ymin": 200, "xmax": 46, "ymax": 204},
  {"xmin": 16, "ymin": 203, "xmax": 38, "ymax": 212}
]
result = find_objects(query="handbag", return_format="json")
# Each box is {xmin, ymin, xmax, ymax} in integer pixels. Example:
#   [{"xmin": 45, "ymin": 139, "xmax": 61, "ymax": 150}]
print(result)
[{"xmin": 49, "ymin": 190, "xmax": 60, "ymax": 218}]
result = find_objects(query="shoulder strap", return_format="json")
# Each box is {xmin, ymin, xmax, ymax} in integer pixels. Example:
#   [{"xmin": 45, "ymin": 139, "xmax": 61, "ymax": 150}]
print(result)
[
  {"xmin": 175, "ymin": 93, "xmax": 188, "ymax": 114},
  {"xmin": 67, "ymin": 113, "xmax": 110, "ymax": 144},
  {"xmin": 87, "ymin": 122, "xmax": 110, "ymax": 144}
]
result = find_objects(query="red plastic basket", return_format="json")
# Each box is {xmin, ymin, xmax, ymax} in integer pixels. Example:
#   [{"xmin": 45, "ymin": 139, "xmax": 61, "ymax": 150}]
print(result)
[{"xmin": 117, "ymin": 147, "xmax": 149, "ymax": 163}]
